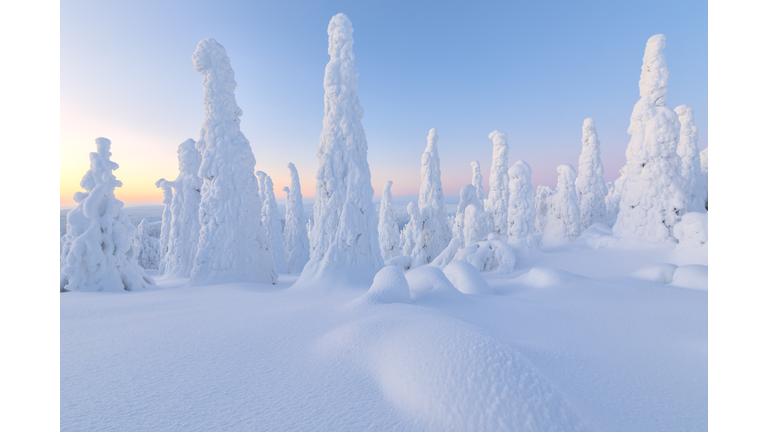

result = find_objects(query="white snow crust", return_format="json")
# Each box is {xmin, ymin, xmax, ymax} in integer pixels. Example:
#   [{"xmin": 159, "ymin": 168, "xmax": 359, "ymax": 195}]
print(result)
[
  {"xmin": 284, "ymin": 163, "xmax": 310, "ymax": 274},
  {"xmin": 575, "ymin": 118, "xmax": 608, "ymax": 229},
  {"xmin": 417, "ymin": 128, "xmax": 451, "ymax": 263},
  {"xmin": 486, "ymin": 130, "xmax": 510, "ymax": 235}
]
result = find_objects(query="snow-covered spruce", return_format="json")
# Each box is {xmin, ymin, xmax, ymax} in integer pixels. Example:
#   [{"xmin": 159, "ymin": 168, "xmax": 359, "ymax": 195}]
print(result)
[
  {"xmin": 605, "ymin": 166, "xmax": 627, "ymax": 220},
  {"xmin": 162, "ymin": 138, "xmax": 203, "ymax": 278},
  {"xmin": 471, "ymin": 160, "xmax": 484, "ymax": 203},
  {"xmin": 255, "ymin": 171, "xmax": 268, "ymax": 208},
  {"xmin": 541, "ymin": 165, "xmax": 581, "ymax": 247},
  {"xmin": 296, "ymin": 13, "xmax": 383, "ymax": 288},
  {"xmin": 534, "ymin": 185, "xmax": 554, "ymax": 234},
  {"xmin": 189, "ymin": 38, "xmax": 277, "ymax": 286},
  {"xmin": 378, "ymin": 181, "xmax": 400, "ymax": 261},
  {"xmin": 507, "ymin": 160, "xmax": 536, "ymax": 252},
  {"xmin": 60, "ymin": 138, "xmax": 155, "ymax": 291},
  {"xmin": 154, "ymin": 178, "xmax": 173, "ymax": 273},
  {"xmin": 675, "ymin": 105, "xmax": 707, "ymax": 213},
  {"xmin": 452, "ymin": 184, "xmax": 492, "ymax": 248},
  {"xmin": 486, "ymin": 130, "xmax": 510, "ymax": 235},
  {"xmin": 261, "ymin": 173, "xmax": 288, "ymax": 274},
  {"xmin": 700, "ymin": 147, "xmax": 708, "ymax": 210},
  {"xmin": 284, "ymin": 163, "xmax": 310, "ymax": 274},
  {"xmin": 401, "ymin": 202, "xmax": 428, "ymax": 270},
  {"xmin": 135, "ymin": 218, "xmax": 161, "ymax": 270},
  {"xmin": 418, "ymin": 128, "xmax": 451, "ymax": 262},
  {"xmin": 613, "ymin": 34, "xmax": 687, "ymax": 241},
  {"xmin": 673, "ymin": 212, "xmax": 708, "ymax": 247},
  {"xmin": 575, "ymin": 118, "xmax": 608, "ymax": 229}
]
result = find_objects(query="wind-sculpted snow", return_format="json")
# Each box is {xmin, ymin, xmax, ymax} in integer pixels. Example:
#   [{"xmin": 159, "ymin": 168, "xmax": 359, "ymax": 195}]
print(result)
[
  {"xmin": 673, "ymin": 212, "xmax": 707, "ymax": 247},
  {"xmin": 418, "ymin": 128, "xmax": 451, "ymax": 263},
  {"xmin": 358, "ymin": 266, "xmax": 412, "ymax": 305},
  {"xmin": 60, "ymin": 138, "xmax": 155, "ymax": 292},
  {"xmin": 401, "ymin": 202, "xmax": 427, "ymax": 270},
  {"xmin": 507, "ymin": 160, "xmax": 536, "ymax": 252},
  {"xmin": 189, "ymin": 38, "xmax": 277, "ymax": 286},
  {"xmin": 542, "ymin": 165, "xmax": 581, "ymax": 247},
  {"xmin": 470, "ymin": 160, "xmax": 484, "ymax": 202},
  {"xmin": 534, "ymin": 185, "xmax": 554, "ymax": 234},
  {"xmin": 378, "ymin": 181, "xmax": 400, "ymax": 262},
  {"xmin": 614, "ymin": 34, "xmax": 687, "ymax": 241},
  {"xmin": 486, "ymin": 130, "xmax": 510, "ymax": 235},
  {"xmin": 154, "ymin": 179, "xmax": 173, "ymax": 273},
  {"xmin": 297, "ymin": 13, "xmax": 383, "ymax": 288},
  {"xmin": 575, "ymin": 118, "xmax": 608, "ymax": 229},
  {"xmin": 671, "ymin": 264, "xmax": 708, "ymax": 290},
  {"xmin": 442, "ymin": 260, "xmax": 495, "ymax": 295},
  {"xmin": 675, "ymin": 105, "xmax": 707, "ymax": 213},
  {"xmin": 403, "ymin": 265, "xmax": 464, "ymax": 302},
  {"xmin": 261, "ymin": 174, "xmax": 288, "ymax": 273},
  {"xmin": 285, "ymin": 163, "xmax": 310, "ymax": 274}
]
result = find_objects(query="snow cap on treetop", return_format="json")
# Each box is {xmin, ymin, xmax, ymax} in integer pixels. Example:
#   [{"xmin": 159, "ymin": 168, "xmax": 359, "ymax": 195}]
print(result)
[{"xmin": 639, "ymin": 34, "xmax": 669, "ymax": 106}]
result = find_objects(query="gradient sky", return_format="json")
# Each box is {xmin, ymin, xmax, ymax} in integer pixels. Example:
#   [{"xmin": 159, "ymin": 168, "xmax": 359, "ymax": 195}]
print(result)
[{"xmin": 60, "ymin": 0, "xmax": 707, "ymax": 206}]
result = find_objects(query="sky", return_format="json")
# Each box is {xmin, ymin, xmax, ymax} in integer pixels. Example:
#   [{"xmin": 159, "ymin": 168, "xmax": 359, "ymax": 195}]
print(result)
[{"xmin": 60, "ymin": 0, "xmax": 707, "ymax": 206}]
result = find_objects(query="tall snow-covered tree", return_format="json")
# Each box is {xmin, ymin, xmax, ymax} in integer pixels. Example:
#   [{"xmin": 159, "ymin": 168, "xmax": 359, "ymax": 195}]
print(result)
[
  {"xmin": 256, "ymin": 171, "xmax": 268, "ymax": 208},
  {"xmin": 700, "ymin": 147, "xmax": 708, "ymax": 210},
  {"xmin": 613, "ymin": 34, "xmax": 687, "ymax": 241},
  {"xmin": 486, "ymin": 130, "xmax": 510, "ymax": 235},
  {"xmin": 674, "ymin": 105, "xmax": 706, "ymax": 213},
  {"xmin": 284, "ymin": 163, "xmax": 310, "ymax": 274},
  {"xmin": 507, "ymin": 160, "xmax": 535, "ymax": 250},
  {"xmin": 575, "ymin": 118, "xmax": 608, "ymax": 230},
  {"xmin": 154, "ymin": 178, "xmax": 173, "ymax": 273},
  {"xmin": 163, "ymin": 138, "xmax": 203, "ymax": 278},
  {"xmin": 452, "ymin": 184, "xmax": 492, "ymax": 247},
  {"xmin": 189, "ymin": 37, "xmax": 277, "ymax": 286},
  {"xmin": 261, "ymin": 173, "xmax": 288, "ymax": 273},
  {"xmin": 541, "ymin": 165, "xmax": 581, "ymax": 247},
  {"xmin": 471, "ymin": 160, "xmax": 484, "ymax": 203},
  {"xmin": 135, "ymin": 218, "xmax": 161, "ymax": 270},
  {"xmin": 296, "ymin": 13, "xmax": 383, "ymax": 287},
  {"xmin": 401, "ymin": 202, "xmax": 427, "ymax": 269},
  {"xmin": 534, "ymin": 185, "xmax": 554, "ymax": 234},
  {"xmin": 60, "ymin": 138, "xmax": 155, "ymax": 291},
  {"xmin": 418, "ymin": 128, "xmax": 451, "ymax": 262},
  {"xmin": 378, "ymin": 181, "xmax": 400, "ymax": 261}
]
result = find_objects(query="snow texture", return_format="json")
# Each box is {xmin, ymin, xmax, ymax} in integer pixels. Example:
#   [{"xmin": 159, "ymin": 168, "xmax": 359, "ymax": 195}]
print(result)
[
  {"xmin": 60, "ymin": 138, "xmax": 155, "ymax": 292},
  {"xmin": 674, "ymin": 105, "xmax": 707, "ymax": 213},
  {"xmin": 506, "ymin": 160, "xmax": 536, "ymax": 252},
  {"xmin": 261, "ymin": 173, "xmax": 288, "ymax": 273},
  {"xmin": 454, "ymin": 234, "xmax": 516, "ymax": 274},
  {"xmin": 135, "ymin": 218, "xmax": 161, "ymax": 270},
  {"xmin": 154, "ymin": 178, "xmax": 173, "ymax": 273},
  {"xmin": 442, "ymin": 260, "xmax": 494, "ymax": 295},
  {"xmin": 359, "ymin": 266, "xmax": 412, "ymax": 304},
  {"xmin": 486, "ymin": 130, "xmax": 510, "ymax": 235},
  {"xmin": 162, "ymin": 139, "xmax": 203, "ymax": 278},
  {"xmin": 673, "ymin": 212, "xmax": 708, "ymax": 247},
  {"xmin": 452, "ymin": 184, "xmax": 492, "ymax": 248},
  {"xmin": 541, "ymin": 165, "xmax": 581, "ymax": 247},
  {"xmin": 189, "ymin": 38, "xmax": 277, "ymax": 286},
  {"xmin": 401, "ymin": 202, "xmax": 427, "ymax": 270},
  {"xmin": 470, "ymin": 160, "xmax": 484, "ymax": 203},
  {"xmin": 575, "ymin": 118, "xmax": 608, "ymax": 229},
  {"xmin": 284, "ymin": 163, "xmax": 310, "ymax": 274},
  {"xmin": 613, "ymin": 34, "xmax": 688, "ymax": 241},
  {"xmin": 296, "ymin": 13, "xmax": 383, "ymax": 288},
  {"xmin": 378, "ymin": 181, "xmax": 400, "ymax": 261},
  {"xmin": 534, "ymin": 185, "xmax": 554, "ymax": 234},
  {"xmin": 418, "ymin": 128, "xmax": 451, "ymax": 263},
  {"xmin": 631, "ymin": 263, "xmax": 678, "ymax": 284}
]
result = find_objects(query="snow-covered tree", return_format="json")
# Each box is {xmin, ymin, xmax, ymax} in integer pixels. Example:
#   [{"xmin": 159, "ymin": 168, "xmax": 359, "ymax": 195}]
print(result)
[
  {"xmin": 418, "ymin": 128, "xmax": 451, "ymax": 262},
  {"xmin": 700, "ymin": 147, "xmax": 708, "ymax": 210},
  {"xmin": 284, "ymin": 163, "xmax": 310, "ymax": 274},
  {"xmin": 534, "ymin": 185, "xmax": 554, "ymax": 234},
  {"xmin": 255, "ymin": 171, "xmax": 268, "ymax": 207},
  {"xmin": 135, "ymin": 218, "xmax": 161, "ymax": 270},
  {"xmin": 541, "ymin": 165, "xmax": 581, "ymax": 247},
  {"xmin": 613, "ymin": 34, "xmax": 687, "ymax": 241},
  {"xmin": 575, "ymin": 118, "xmax": 608, "ymax": 229},
  {"xmin": 674, "ymin": 105, "xmax": 706, "ymax": 213},
  {"xmin": 673, "ymin": 212, "xmax": 707, "ymax": 247},
  {"xmin": 378, "ymin": 181, "xmax": 400, "ymax": 261},
  {"xmin": 261, "ymin": 173, "xmax": 288, "ymax": 273},
  {"xmin": 60, "ymin": 137, "xmax": 155, "ymax": 291},
  {"xmin": 507, "ymin": 160, "xmax": 535, "ymax": 250},
  {"xmin": 605, "ymin": 166, "xmax": 627, "ymax": 220},
  {"xmin": 452, "ymin": 184, "xmax": 492, "ymax": 247},
  {"xmin": 471, "ymin": 160, "xmax": 484, "ymax": 203},
  {"xmin": 297, "ymin": 14, "xmax": 383, "ymax": 287},
  {"xmin": 162, "ymin": 138, "xmax": 203, "ymax": 278},
  {"xmin": 401, "ymin": 202, "xmax": 427, "ymax": 269},
  {"xmin": 154, "ymin": 178, "xmax": 173, "ymax": 273},
  {"xmin": 486, "ymin": 130, "xmax": 510, "ymax": 235},
  {"xmin": 189, "ymin": 37, "xmax": 277, "ymax": 286}
]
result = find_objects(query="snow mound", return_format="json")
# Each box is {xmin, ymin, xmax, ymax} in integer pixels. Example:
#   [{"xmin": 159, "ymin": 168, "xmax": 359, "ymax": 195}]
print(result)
[
  {"xmin": 384, "ymin": 255, "xmax": 412, "ymax": 272},
  {"xmin": 515, "ymin": 267, "xmax": 577, "ymax": 288},
  {"xmin": 673, "ymin": 212, "xmax": 708, "ymax": 247},
  {"xmin": 671, "ymin": 264, "xmax": 708, "ymax": 290},
  {"xmin": 404, "ymin": 265, "xmax": 463, "ymax": 302},
  {"xmin": 361, "ymin": 266, "xmax": 412, "ymax": 304},
  {"xmin": 630, "ymin": 263, "xmax": 678, "ymax": 284},
  {"xmin": 442, "ymin": 260, "xmax": 495, "ymax": 295},
  {"xmin": 454, "ymin": 236, "xmax": 516, "ymax": 274},
  {"xmin": 428, "ymin": 237, "xmax": 462, "ymax": 269},
  {"xmin": 576, "ymin": 223, "xmax": 619, "ymax": 249}
]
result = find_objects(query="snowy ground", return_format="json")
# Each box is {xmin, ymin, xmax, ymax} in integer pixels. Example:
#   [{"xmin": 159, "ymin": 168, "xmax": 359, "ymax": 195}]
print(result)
[{"xmin": 60, "ymin": 229, "xmax": 706, "ymax": 431}]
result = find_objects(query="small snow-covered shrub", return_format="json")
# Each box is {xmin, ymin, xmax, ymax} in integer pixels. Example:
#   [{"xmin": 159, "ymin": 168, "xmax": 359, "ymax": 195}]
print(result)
[
  {"xmin": 454, "ymin": 235, "xmax": 516, "ymax": 274},
  {"xmin": 673, "ymin": 212, "xmax": 707, "ymax": 247}
]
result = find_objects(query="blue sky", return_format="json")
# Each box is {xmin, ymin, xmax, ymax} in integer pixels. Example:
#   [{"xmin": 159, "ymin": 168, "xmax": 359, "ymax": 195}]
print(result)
[{"xmin": 61, "ymin": 0, "xmax": 707, "ymax": 203}]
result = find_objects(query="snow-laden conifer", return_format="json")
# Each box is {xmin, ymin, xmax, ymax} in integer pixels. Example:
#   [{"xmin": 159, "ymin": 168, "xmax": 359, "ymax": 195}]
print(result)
[
  {"xmin": 296, "ymin": 14, "xmax": 383, "ymax": 287},
  {"xmin": 486, "ymin": 130, "xmax": 510, "ymax": 235},
  {"xmin": 136, "ymin": 218, "xmax": 161, "ymax": 270},
  {"xmin": 674, "ymin": 105, "xmax": 706, "ymax": 213},
  {"xmin": 613, "ymin": 35, "xmax": 687, "ymax": 241},
  {"xmin": 378, "ymin": 181, "xmax": 400, "ymax": 261},
  {"xmin": 154, "ymin": 178, "xmax": 173, "ymax": 272},
  {"xmin": 401, "ymin": 202, "xmax": 427, "ymax": 269},
  {"xmin": 541, "ymin": 165, "xmax": 581, "ymax": 246},
  {"xmin": 534, "ymin": 185, "xmax": 554, "ymax": 234},
  {"xmin": 256, "ymin": 171, "xmax": 268, "ymax": 207},
  {"xmin": 452, "ymin": 184, "xmax": 492, "ymax": 247},
  {"xmin": 261, "ymin": 173, "xmax": 288, "ymax": 273},
  {"xmin": 471, "ymin": 160, "xmax": 484, "ymax": 203},
  {"xmin": 700, "ymin": 147, "xmax": 708, "ymax": 210},
  {"xmin": 189, "ymin": 38, "xmax": 277, "ymax": 286},
  {"xmin": 418, "ymin": 128, "xmax": 451, "ymax": 262},
  {"xmin": 575, "ymin": 118, "xmax": 608, "ymax": 229},
  {"xmin": 284, "ymin": 163, "xmax": 310, "ymax": 274},
  {"xmin": 162, "ymin": 139, "xmax": 202, "ymax": 278},
  {"xmin": 507, "ymin": 160, "xmax": 535, "ymax": 250},
  {"xmin": 60, "ymin": 138, "xmax": 155, "ymax": 291}
]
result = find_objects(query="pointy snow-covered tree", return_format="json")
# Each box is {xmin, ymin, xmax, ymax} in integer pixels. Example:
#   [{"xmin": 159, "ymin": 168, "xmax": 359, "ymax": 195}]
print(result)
[
  {"xmin": 534, "ymin": 185, "xmax": 554, "ymax": 234},
  {"xmin": 613, "ymin": 34, "xmax": 687, "ymax": 241},
  {"xmin": 162, "ymin": 138, "xmax": 203, "ymax": 278},
  {"xmin": 256, "ymin": 171, "xmax": 268, "ymax": 207},
  {"xmin": 378, "ymin": 181, "xmax": 400, "ymax": 261},
  {"xmin": 541, "ymin": 165, "xmax": 581, "ymax": 247},
  {"xmin": 674, "ymin": 105, "xmax": 707, "ymax": 213},
  {"xmin": 135, "ymin": 218, "xmax": 161, "ymax": 270},
  {"xmin": 401, "ymin": 202, "xmax": 427, "ymax": 269},
  {"xmin": 575, "ymin": 118, "xmax": 608, "ymax": 229},
  {"xmin": 418, "ymin": 128, "xmax": 451, "ymax": 262},
  {"xmin": 296, "ymin": 13, "xmax": 383, "ymax": 287},
  {"xmin": 605, "ymin": 166, "xmax": 627, "ymax": 220},
  {"xmin": 507, "ymin": 160, "xmax": 536, "ymax": 250},
  {"xmin": 452, "ymin": 184, "xmax": 492, "ymax": 247},
  {"xmin": 700, "ymin": 147, "xmax": 708, "ymax": 209},
  {"xmin": 486, "ymin": 130, "xmax": 510, "ymax": 235},
  {"xmin": 189, "ymin": 37, "xmax": 277, "ymax": 286},
  {"xmin": 154, "ymin": 178, "xmax": 173, "ymax": 273},
  {"xmin": 471, "ymin": 160, "xmax": 484, "ymax": 203},
  {"xmin": 261, "ymin": 173, "xmax": 288, "ymax": 273},
  {"xmin": 60, "ymin": 138, "xmax": 155, "ymax": 291},
  {"xmin": 284, "ymin": 163, "xmax": 310, "ymax": 274}
]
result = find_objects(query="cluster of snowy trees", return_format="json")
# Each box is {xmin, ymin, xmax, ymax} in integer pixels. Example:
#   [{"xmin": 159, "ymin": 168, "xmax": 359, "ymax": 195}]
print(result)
[{"xmin": 60, "ymin": 19, "xmax": 707, "ymax": 293}]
